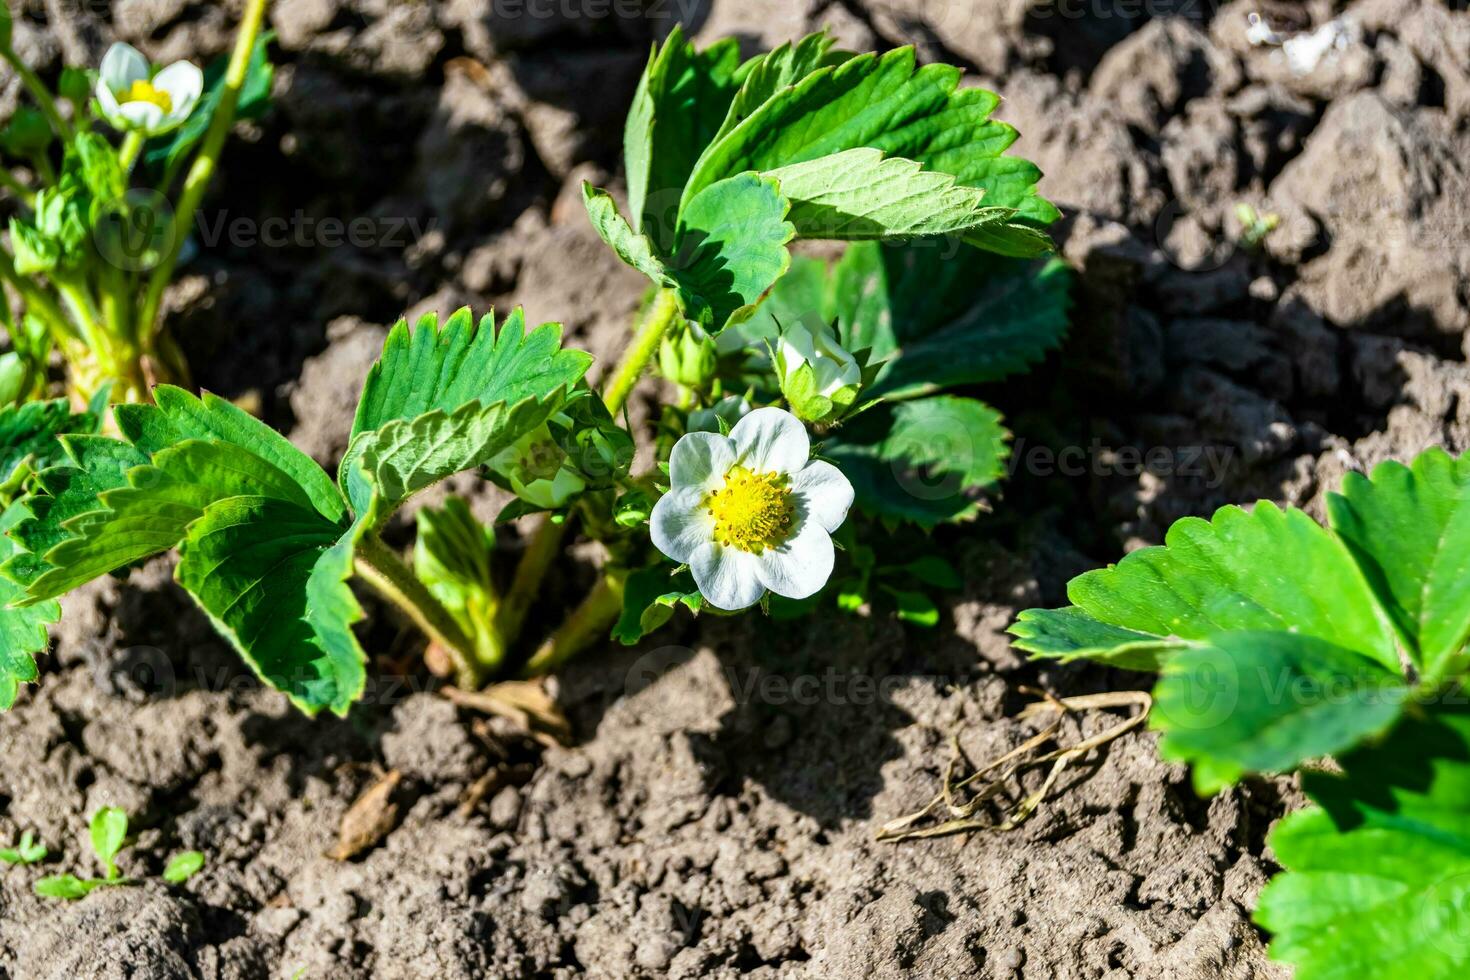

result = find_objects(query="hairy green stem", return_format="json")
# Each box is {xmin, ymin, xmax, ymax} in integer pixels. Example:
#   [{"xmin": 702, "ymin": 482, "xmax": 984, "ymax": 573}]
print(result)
[
  {"xmin": 603, "ymin": 288, "xmax": 681, "ymax": 416},
  {"xmin": 492, "ymin": 289, "xmax": 684, "ymax": 665},
  {"xmin": 521, "ymin": 573, "xmax": 625, "ymax": 678},
  {"xmin": 138, "ymin": 0, "xmax": 269, "ymax": 340},
  {"xmin": 354, "ymin": 533, "xmax": 481, "ymax": 690}
]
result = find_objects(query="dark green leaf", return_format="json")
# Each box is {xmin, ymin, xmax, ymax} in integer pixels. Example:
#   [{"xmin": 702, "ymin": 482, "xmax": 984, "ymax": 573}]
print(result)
[
  {"xmin": 0, "ymin": 499, "xmax": 54, "ymax": 710},
  {"xmin": 1008, "ymin": 606, "xmax": 1186, "ymax": 672},
  {"xmin": 825, "ymin": 395, "xmax": 1009, "ymax": 528},
  {"xmin": 751, "ymin": 242, "xmax": 1071, "ymax": 401},
  {"xmin": 624, "ymin": 25, "xmax": 743, "ymax": 253},
  {"xmin": 116, "ymin": 387, "xmax": 345, "ymax": 523},
  {"xmin": 1039, "ymin": 502, "xmax": 1400, "ymax": 674},
  {"xmin": 1153, "ymin": 632, "xmax": 1408, "ymax": 793},
  {"xmin": 1327, "ymin": 448, "xmax": 1470, "ymax": 683},
  {"xmin": 0, "ymin": 398, "xmax": 99, "ymax": 501},
  {"xmin": 1255, "ymin": 706, "xmax": 1470, "ymax": 979},
  {"xmin": 175, "ymin": 496, "xmax": 366, "ymax": 716}
]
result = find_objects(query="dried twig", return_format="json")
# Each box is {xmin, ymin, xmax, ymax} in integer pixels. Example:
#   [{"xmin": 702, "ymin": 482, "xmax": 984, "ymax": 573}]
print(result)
[{"xmin": 876, "ymin": 690, "xmax": 1151, "ymax": 843}]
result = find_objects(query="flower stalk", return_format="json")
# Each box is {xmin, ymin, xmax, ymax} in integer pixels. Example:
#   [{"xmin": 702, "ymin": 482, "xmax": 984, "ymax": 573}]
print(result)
[
  {"xmin": 138, "ymin": 0, "xmax": 269, "ymax": 344},
  {"xmin": 354, "ymin": 532, "xmax": 481, "ymax": 690}
]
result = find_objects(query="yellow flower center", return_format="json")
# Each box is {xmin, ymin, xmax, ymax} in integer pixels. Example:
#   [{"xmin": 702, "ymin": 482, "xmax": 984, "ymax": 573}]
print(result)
[
  {"xmin": 122, "ymin": 79, "xmax": 172, "ymax": 113},
  {"xmin": 704, "ymin": 466, "xmax": 794, "ymax": 553}
]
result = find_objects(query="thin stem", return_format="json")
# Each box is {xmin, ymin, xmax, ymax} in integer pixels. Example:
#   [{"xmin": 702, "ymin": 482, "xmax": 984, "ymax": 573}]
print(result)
[
  {"xmin": 1, "ymin": 49, "xmax": 71, "ymax": 142},
  {"xmin": 492, "ymin": 510, "xmax": 568, "ymax": 656},
  {"xmin": 354, "ymin": 532, "xmax": 482, "ymax": 690},
  {"xmin": 521, "ymin": 573, "xmax": 625, "ymax": 678},
  {"xmin": 117, "ymin": 131, "xmax": 145, "ymax": 172},
  {"xmin": 603, "ymin": 287, "xmax": 681, "ymax": 416},
  {"xmin": 138, "ymin": 0, "xmax": 269, "ymax": 340}
]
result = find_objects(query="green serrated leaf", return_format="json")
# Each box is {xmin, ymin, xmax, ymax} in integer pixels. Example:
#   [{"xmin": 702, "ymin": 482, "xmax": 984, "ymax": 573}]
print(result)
[
  {"xmin": 17, "ymin": 437, "xmax": 331, "ymax": 603},
  {"xmin": 1008, "ymin": 606, "xmax": 1188, "ymax": 672},
  {"xmin": 682, "ymin": 43, "xmax": 1056, "ymax": 257},
  {"xmin": 766, "ymin": 147, "xmax": 1012, "ymax": 242},
  {"xmin": 89, "ymin": 807, "xmax": 127, "ymax": 880},
  {"xmin": 116, "ymin": 387, "xmax": 345, "ymax": 524},
  {"xmin": 825, "ymin": 395, "xmax": 1009, "ymax": 528},
  {"xmin": 344, "ymin": 309, "xmax": 591, "ymax": 515},
  {"xmin": 162, "ymin": 850, "xmax": 205, "ymax": 884},
  {"xmin": 1153, "ymin": 632, "xmax": 1408, "ymax": 786},
  {"xmin": 586, "ymin": 176, "xmax": 795, "ymax": 334},
  {"xmin": 1052, "ymin": 502, "xmax": 1400, "ymax": 674},
  {"xmin": 624, "ymin": 25, "xmax": 743, "ymax": 253},
  {"xmin": 1327, "ymin": 448, "xmax": 1470, "ymax": 682},
  {"xmin": 0, "ymin": 398, "xmax": 99, "ymax": 496},
  {"xmin": 1255, "ymin": 706, "xmax": 1470, "ymax": 979},
  {"xmin": 175, "ymin": 496, "xmax": 366, "ymax": 716},
  {"xmin": 0, "ymin": 498, "xmax": 56, "ymax": 710}
]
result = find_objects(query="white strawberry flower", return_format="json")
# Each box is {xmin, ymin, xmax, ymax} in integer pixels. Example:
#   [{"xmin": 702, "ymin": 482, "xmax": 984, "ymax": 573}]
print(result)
[
  {"xmin": 96, "ymin": 43, "xmax": 203, "ymax": 136},
  {"xmin": 651, "ymin": 407, "xmax": 854, "ymax": 610},
  {"xmin": 776, "ymin": 316, "xmax": 865, "ymax": 423}
]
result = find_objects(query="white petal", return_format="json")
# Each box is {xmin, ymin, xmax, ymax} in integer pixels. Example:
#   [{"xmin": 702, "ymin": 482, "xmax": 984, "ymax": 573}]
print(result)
[
  {"xmin": 669, "ymin": 430, "xmax": 736, "ymax": 492},
  {"xmin": 116, "ymin": 100, "xmax": 165, "ymax": 133},
  {"xmin": 95, "ymin": 82, "xmax": 125, "ymax": 128},
  {"xmin": 790, "ymin": 460, "xmax": 854, "ymax": 534},
  {"xmin": 730, "ymin": 407, "xmax": 809, "ymax": 474},
  {"xmin": 650, "ymin": 486, "xmax": 712, "ymax": 565},
  {"xmin": 153, "ymin": 61, "xmax": 203, "ymax": 124},
  {"xmin": 690, "ymin": 542, "xmax": 765, "ymax": 611},
  {"xmin": 753, "ymin": 519, "xmax": 834, "ymax": 600},
  {"xmin": 100, "ymin": 43, "xmax": 150, "ymax": 91}
]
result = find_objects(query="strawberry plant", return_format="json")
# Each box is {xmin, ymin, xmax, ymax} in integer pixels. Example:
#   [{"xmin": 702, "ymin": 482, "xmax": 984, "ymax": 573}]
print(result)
[
  {"xmin": 0, "ymin": 1, "xmax": 272, "ymax": 405},
  {"xmin": 0, "ymin": 31, "xmax": 1066, "ymax": 715},
  {"xmin": 1012, "ymin": 448, "xmax": 1470, "ymax": 977}
]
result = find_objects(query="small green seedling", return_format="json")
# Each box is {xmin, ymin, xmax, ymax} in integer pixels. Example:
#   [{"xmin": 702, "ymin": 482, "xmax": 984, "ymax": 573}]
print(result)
[
  {"xmin": 1234, "ymin": 202, "xmax": 1280, "ymax": 251},
  {"xmin": 162, "ymin": 850, "xmax": 205, "ymax": 884},
  {"xmin": 34, "ymin": 806, "xmax": 129, "ymax": 898},
  {"xmin": 0, "ymin": 830, "xmax": 47, "ymax": 865},
  {"xmin": 1013, "ymin": 447, "xmax": 1470, "ymax": 977},
  {"xmin": 32, "ymin": 807, "xmax": 206, "ymax": 899}
]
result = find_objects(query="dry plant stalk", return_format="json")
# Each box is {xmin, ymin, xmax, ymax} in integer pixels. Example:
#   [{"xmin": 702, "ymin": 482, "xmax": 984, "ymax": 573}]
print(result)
[{"xmin": 876, "ymin": 689, "xmax": 1151, "ymax": 843}]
